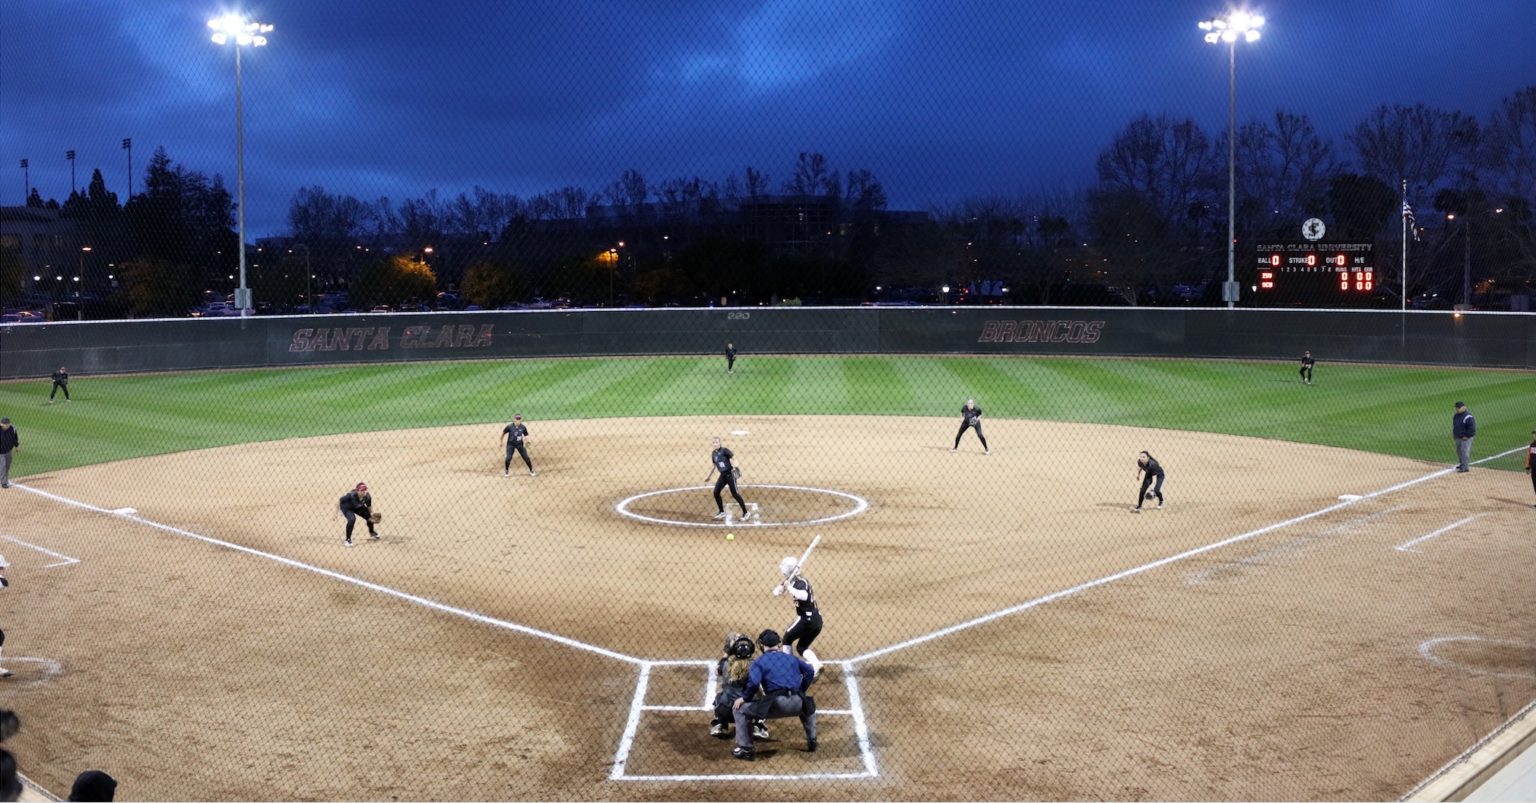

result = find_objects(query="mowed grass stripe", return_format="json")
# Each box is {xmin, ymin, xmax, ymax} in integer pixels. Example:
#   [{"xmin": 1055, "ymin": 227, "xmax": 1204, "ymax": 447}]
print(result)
[{"xmin": 2, "ymin": 356, "xmax": 1532, "ymax": 476}]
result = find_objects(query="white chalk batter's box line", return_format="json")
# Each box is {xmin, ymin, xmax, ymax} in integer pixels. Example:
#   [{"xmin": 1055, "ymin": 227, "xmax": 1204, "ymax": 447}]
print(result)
[
  {"xmin": 9, "ymin": 444, "xmax": 1526, "ymax": 784},
  {"xmin": 1, "ymin": 534, "xmax": 81, "ymax": 568},
  {"xmin": 610, "ymin": 660, "xmax": 879, "ymax": 782}
]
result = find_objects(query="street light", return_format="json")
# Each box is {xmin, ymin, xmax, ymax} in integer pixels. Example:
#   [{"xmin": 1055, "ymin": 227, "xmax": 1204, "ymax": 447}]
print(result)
[
  {"xmin": 208, "ymin": 13, "xmax": 273, "ymax": 316},
  {"xmin": 1199, "ymin": 10, "xmax": 1263, "ymax": 309}
]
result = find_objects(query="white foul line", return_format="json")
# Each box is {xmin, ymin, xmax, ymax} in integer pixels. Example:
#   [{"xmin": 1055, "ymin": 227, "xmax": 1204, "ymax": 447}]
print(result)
[
  {"xmin": 1, "ymin": 535, "xmax": 81, "ymax": 568},
  {"xmin": 848, "ymin": 445, "xmax": 1529, "ymax": 665},
  {"xmin": 1394, "ymin": 515, "xmax": 1480, "ymax": 553},
  {"xmin": 12, "ymin": 484, "xmax": 640, "ymax": 666}
]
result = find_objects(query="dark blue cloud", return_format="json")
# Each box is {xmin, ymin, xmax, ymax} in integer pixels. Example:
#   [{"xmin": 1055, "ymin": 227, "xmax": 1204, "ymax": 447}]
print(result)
[{"xmin": 3, "ymin": 0, "xmax": 1532, "ymax": 235}]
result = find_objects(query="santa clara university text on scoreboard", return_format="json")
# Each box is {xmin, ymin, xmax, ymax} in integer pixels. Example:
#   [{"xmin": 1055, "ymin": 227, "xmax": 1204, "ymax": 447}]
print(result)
[{"xmin": 1254, "ymin": 242, "xmax": 1375, "ymax": 304}]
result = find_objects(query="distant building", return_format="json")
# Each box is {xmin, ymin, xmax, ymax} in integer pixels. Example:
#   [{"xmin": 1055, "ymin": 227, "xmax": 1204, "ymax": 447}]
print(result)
[{"xmin": 0, "ymin": 206, "xmax": 81, "ymax": 294}]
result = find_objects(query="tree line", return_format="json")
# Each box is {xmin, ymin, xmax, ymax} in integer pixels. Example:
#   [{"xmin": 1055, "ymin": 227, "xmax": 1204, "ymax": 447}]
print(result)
[{"xmin": 5, "ymin": 85, "xmax": 1532, "ymax": 314}]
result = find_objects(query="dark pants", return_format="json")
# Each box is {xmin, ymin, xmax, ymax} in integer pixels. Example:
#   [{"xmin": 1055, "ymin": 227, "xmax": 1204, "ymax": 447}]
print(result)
[
  {"xmin": 734, "ymin": 691, "xmax": 815, "ymax": 750},
  {"xmin": 955, "ymin": 421, "xmax": 987, "ymax": 450},
  {"xmin": 343, "ymin": 507, "xmax": 376, "ymax": 540},
  {"xmin": 1137, "ymin": 473, "xmax": 1165, "ymax": 508},
  {"xmin": 1529, "ymin": 468, "xmax": 1535, "ymax": 500},
  {"xmin": 1300, "ymin": 365, "xmax": 1313, "ymax": 382},
  {"xmin": 50, "ymin": 381, "xmax": 70, "ymax": 400},
  {"xmin": 784, "ymin": 613, "xmax": 823, "ymax": 655},
  {"xmin": 727, "ymin": 356, "xmax": 735, "ymax": 372},
  {"xmin": 714, "ymin": 473, "xmax": 747, "ymax": 515},
  {"xmin": 505, "ymin": 443, "xmax": 533, "ymax": 472}
]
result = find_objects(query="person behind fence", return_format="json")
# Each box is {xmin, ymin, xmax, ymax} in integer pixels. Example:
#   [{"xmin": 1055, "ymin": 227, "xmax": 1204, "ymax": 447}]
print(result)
[
  {"xmin": 67, "ymin": 770, "xmax": 117, "ymax": 802},
  {"xmin": 730, "ymin": 629, "xmax": 817, "ymax": 761},
  {"xmin": 710, "ymin": 632, "xmax": 769, "ymax": 741}
]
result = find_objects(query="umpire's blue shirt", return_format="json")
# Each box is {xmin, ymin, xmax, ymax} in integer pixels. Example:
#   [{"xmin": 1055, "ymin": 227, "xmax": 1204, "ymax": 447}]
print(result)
[{"xmin": 743, "ymin": 650, "xmax": 815, "ymax": 701}]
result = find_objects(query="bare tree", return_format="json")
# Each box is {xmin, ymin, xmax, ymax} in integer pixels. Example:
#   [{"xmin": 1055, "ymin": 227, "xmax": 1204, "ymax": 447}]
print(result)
[
  {"xmin": 1483, "ymin": 86, "xmax": 1536, "ymax": 273},
  {"xmin": 1237, "ymin": 111, "xmax": 1335, "ymax": 237},
  {"xmin": 1348, "ymin": 103, "xmax": 1479, "ymax": 193}
]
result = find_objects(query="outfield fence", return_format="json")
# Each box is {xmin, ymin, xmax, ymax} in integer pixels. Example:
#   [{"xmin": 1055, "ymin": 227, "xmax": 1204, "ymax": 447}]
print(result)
[{"xmin": 2, "ymin": 306, "xmax": 1533, "ymax": 378}]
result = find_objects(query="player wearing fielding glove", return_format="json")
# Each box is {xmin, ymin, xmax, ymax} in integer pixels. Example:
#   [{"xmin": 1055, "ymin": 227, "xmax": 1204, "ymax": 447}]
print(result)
[
  {"xmin": 773, "ymin": 556, "xmax": 824, "ymax": 676},
  {"xmin": 707, "ymin": 437, "xmax": 749, "ymax": 520},
  {"xmin": 1132, "ymin": 451, "xmax": 1165, "ymax": 513},
  {"xmin": 1300, "ymin": 351, "xmax": 1315, "ymax": 385},
  {"xmin": 334, "ymin": 482, "xmax": 380, "ymax": 547},
  {"xmin": 952, "ymin": 398, "xmax": 989, "ymax": 454},
  {"xmin": 500, "ymin": 414, "xmax": 534, "ymax": 476}
]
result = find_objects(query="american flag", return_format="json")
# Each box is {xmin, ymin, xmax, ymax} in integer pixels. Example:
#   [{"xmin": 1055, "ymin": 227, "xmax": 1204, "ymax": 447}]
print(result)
[{"xmin": 1402, "ymin": 201, "xmax": 1420, "ymax": 242}]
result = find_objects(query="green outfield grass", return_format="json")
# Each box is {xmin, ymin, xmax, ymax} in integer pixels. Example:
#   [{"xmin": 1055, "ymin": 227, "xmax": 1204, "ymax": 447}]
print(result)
[{"xmin": 1, "ymin": 356, "xmax": 1531, "ymax": 476}]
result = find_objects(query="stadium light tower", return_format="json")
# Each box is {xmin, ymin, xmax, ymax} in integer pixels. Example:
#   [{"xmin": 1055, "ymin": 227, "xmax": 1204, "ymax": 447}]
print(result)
[
  {"xmin": 208, "ymin": 13, "xmax": 273, "ymax": 316},
  {"xmin": 1198, "ymin": 11, "xmax": 1263, "ymax": 309}
]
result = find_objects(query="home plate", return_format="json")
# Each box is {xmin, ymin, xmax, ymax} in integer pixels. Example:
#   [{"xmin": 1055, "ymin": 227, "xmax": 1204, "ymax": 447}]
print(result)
[
  {"xmin": 112, "ymin": 507, "xmax": 137, "ymax": 515},
  {"xmin": 731, "ymin": 430, "xmax": 749, "ymax": 436},
  {"xmin": 1337, "ymin": 495, "xmax": 1363, "ymax": 501}
]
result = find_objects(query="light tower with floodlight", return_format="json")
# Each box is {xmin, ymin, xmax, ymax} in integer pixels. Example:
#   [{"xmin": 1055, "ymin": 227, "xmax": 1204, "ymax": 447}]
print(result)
[
  {"xmin": 1198, "ymin": 11, "xmax": 1263, "ymax": 309},
  {"xmin": 208, "ymin": 13, "xmax": 273, "ymax": 316}
]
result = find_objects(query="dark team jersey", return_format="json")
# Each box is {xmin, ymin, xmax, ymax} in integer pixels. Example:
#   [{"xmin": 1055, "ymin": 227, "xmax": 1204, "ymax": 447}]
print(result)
[
  {"xmin": 339, "ymin": 490, "xmax": 373, "ymax": 512},
  {"xmin": 789, "ymin": 576, "xmax": 819, "ymax": 619},
  {"xmin": 961, "ymin": 405, "xmax": 982, "ymax": 425},
  {"xmin": 726, "ymin": 346, "xmax": 736, "ymax": 359},
  {"xmin": 51, "ymin": 370, "xmax": 69, "ymax": 385},
  {"xmin": 1301, "ymin": 355, "xmax": 1315, "ymax": 368},
  {"xmin": 503, "ymin": 423, "xmax": 528, "ymax": 444},
  {"xmin": 1139, "ymin": 457, "xmax": 1165, "ymax": 478},
  {"xmin": 712, "ymin": 447, "xmax": 735, "ymax": 473},
  {"xmin": 1527, "ymin": 439, "xmax": 1536, "ymax": 469}
]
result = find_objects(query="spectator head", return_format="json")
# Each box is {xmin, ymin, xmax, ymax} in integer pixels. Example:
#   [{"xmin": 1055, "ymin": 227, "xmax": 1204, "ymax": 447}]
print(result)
[{"xmin": 67, "ymin": 770, "xmax": 117, "ymax": 802}]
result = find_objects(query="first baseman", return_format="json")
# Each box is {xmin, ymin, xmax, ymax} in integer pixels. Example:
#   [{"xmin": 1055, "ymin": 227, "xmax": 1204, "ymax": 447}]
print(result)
[
  {"xmin": 500, "ymin": 414, "xmax": 534, "ymax": 476},
  {"xmin": 1132, "ymin": 451, "xmax": 1165, "ymax": 512},
  {"xmin": 335, "ymin": 482, "xmax": 379, "ymax": 547},
  {"xmin": 952, "ymin": 398, "xmax": 989, "ymax": 454}
]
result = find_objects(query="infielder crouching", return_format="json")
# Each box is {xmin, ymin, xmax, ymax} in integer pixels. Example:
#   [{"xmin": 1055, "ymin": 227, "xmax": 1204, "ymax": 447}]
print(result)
[
  {"xmin": 952, "ymin": 398, "xmax": 989, "ymax": 454},
  {"xmin": 335, "ymin": 482, "xmax": 379, "ymax": 547}
]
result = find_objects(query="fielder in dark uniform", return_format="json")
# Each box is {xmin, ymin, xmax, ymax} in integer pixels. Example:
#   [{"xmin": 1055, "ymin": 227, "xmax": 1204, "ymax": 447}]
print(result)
[
  {"xmin": 730, "ymin": 629, "xmax": 817, "ymax": 761},
  {"xmin": 951, "ymin": 398, "xmax": 989, "ymax": 454},
  {"xmin": 0, "ymin": 555, "xmax": 12, "ymax": 678},
  {"xmin": 1132, "ymin": 451, "xmax": 1165, "ymax": 512},
  {"xmin": 1300, "ymin": 351, "xmax": 1315, "ymax": 385},
  {"xmin": 1524, "ymin": 430, "xmax": 1535, "ymax": 507},
  {"xmin": 710, "ymin": 632, "xmax": 770, "ymax": 741},
  {"xmin": 48, "ymin": 367, "xmax": 71, "ymax": 403},
  {"xmin": 725, "ymin": 343, "xmax": 737, "ymax": 374},
  {"xmin": 500, "ymin": 414, "xmax": 534, "ymax": 476},
  {"xmin": 773, "ymin": 556, "xmax": 824, "ymax": 675},
  {"xmin": 707, "ymin": 436, "xmax": 749, "ymax": 520},
  {"xmin": 335, "ymin": 482, "xmax": 378, "ymax": 547}
]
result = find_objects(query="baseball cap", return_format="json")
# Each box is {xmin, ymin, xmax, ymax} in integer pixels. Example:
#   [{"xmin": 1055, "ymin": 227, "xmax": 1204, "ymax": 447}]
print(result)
[
  {"xmin": 758, "ymin": 629, "xmax": 781, "ymax": 648},
  {"xmin": 0, "ymin": 417, "xmax": 10, "ymax": 424},
  {"xmin": 1454, "ymin": 401, "xmax": 1465, "ymax": 407},
  {"xmin": 514, "ymin": 414, "xmax": 522, "ymax": 420}
]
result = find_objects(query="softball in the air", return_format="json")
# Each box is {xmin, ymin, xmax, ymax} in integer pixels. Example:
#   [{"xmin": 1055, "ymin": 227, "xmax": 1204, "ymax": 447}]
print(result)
[{"xmin": 725, "ymin": 533, "xmax": 735, "ymax": 541}]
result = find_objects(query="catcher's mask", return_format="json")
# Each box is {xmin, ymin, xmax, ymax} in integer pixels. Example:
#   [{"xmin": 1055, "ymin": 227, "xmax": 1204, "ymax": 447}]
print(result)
[{"xmin": 731, "ymin": 636, "xmax": 755, "ymax": 660}]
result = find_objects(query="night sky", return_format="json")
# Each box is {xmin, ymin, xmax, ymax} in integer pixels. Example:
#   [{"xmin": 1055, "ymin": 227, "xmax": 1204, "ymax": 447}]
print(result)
[{"xmin": 4, "ymin": 1, "xmax": 1533, "ymax": 236}]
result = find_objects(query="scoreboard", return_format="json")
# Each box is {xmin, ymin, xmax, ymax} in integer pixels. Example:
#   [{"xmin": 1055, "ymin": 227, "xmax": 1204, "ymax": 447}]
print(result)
[{"xmin": 1253, "ymin": 242, "xmax": 1375, "ymax": 306}]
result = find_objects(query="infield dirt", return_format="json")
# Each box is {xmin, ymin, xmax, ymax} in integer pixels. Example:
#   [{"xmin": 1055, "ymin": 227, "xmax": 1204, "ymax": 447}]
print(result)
[{"xmin": 3, "ymin": 415, "xmax": 1532, "ymax": 799}]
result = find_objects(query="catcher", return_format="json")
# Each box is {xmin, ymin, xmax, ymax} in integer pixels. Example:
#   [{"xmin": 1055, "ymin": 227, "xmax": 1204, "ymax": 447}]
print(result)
[
  {"xmin": 706, "ymin": 436, "xmax": 749, "ymax": 521},
  {"xmin": 334, "ymin": 482, "xmax": 381, "ymax": 547},
  {"xmin": 710, "ymin": 632, "xmax": 770, "ymax": 741}
]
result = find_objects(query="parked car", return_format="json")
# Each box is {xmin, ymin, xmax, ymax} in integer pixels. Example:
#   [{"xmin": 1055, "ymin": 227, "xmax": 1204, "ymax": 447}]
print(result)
[
  {"xmin": 370, "ymin": 305, "xmax": 392, "ymax": 313},
  {"xmin": 191, "ymin": 301, "xmax": 238, "ymax": 318}
]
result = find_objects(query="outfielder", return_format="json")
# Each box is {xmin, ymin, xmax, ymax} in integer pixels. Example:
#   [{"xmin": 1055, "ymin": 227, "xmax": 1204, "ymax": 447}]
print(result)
[
  {"xmin": 335, "ymin": 482, "xmax": 380, "ymax": 547},
  {"xmin": 707, "ymin": 437, "xmax": 749, "ymax": 520},
  {"xmin": 500, "ymin": 414, "xmax": 535, "ymax": 477},
  {"xmin": 773, "ymin": 556, "xmax": 824, "ymax": 675},
  {"xmin": 1299, "ymin": 351, "xmax": 1316, "ymax": 385},
  {"xmin": 725, "ymin": 343, "xmax": 737, "ymax": 374},
  {"xmin": 1132, "ymin": 451, "xmax": 1165, "ymax": 512},
  {"xmin": 48, "ymin": 367, "xmax": 71, "ymax": 403},
  {"xmin": 951, "ymin": 398, "xmax": 989, "ymax": 454}
]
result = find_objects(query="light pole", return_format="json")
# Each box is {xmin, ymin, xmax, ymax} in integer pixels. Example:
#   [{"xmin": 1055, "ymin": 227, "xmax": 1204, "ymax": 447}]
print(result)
[
  {"xmin": 208, "ymin": 13, "xmax": 273, "ymax": 316},
  {"xmin": 1199, "ymin": 11, "xmax": 1263, "ymax": 309}
]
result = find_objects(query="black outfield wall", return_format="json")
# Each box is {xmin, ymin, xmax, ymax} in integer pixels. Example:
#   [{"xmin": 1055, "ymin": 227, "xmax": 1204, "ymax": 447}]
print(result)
[{"xmin": 2, "ymin": 307, "xmax": 1533, "ymax": 379}]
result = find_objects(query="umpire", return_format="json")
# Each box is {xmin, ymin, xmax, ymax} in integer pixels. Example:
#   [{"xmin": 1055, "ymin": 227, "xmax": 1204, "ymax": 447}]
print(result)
[
  {"xmin": 0, "ymin": 419, "xmax": 17, "ymax": 489},
  {"xmin": 730, "ymin": 629, "xmax": 817, "ymax": 761},
  {"xmin": 1452, "ymin": 401, "xmax": 1476, "ymax": 473},
  {"xmin": 334, "ymin": 482, "xmax": 379, "ymax": 547}
]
